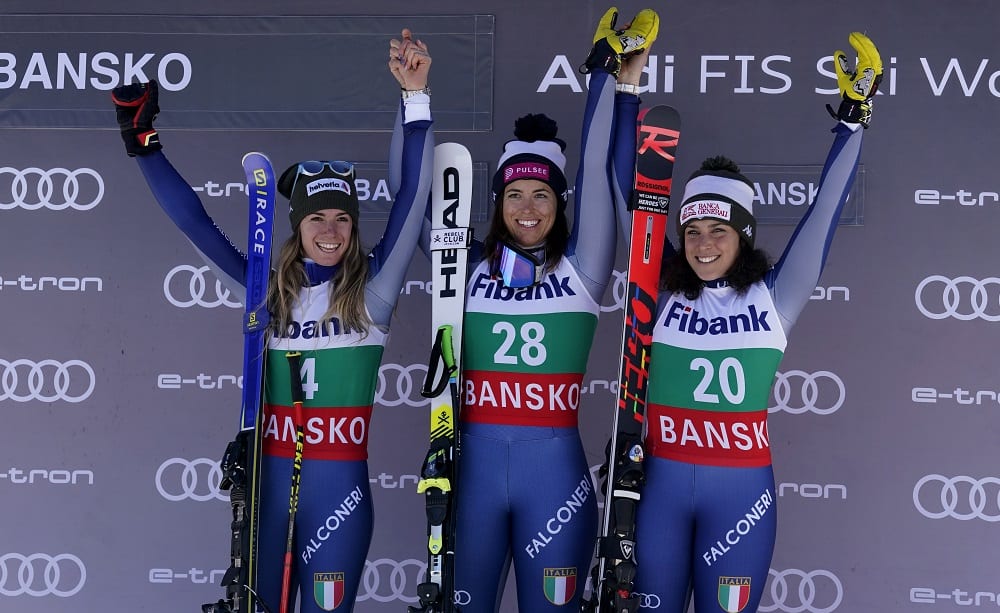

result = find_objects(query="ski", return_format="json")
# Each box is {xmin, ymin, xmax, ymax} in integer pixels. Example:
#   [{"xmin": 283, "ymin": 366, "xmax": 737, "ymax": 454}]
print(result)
[
  {"xmin": 410, "ymin": 143, "xmax": 473, "ymax": 613},
  {"xmin": 584, "ymin": 105, "xmax": 681, "ymax": 613},
  {"xmin": 203, "ymin": 151, "xmax": 276, "ymax": 613}
]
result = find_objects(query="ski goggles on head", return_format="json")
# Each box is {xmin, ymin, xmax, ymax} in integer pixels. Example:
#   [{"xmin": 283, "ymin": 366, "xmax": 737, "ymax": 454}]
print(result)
[
  {"xmin": 295, "ymin": 160, "xmax": 355, "ymax": 177},
  {"xmin": 490, "ymin": 240, "xmax": 544, "ymax": 288}
]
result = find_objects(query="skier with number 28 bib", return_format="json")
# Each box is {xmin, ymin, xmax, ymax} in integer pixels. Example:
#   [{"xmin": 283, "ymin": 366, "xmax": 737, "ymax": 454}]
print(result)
[
  {"xmin": 414, "ymin": 7, "xmax": 659, "ymax": 612},
  {"xmin": 111, "ymin": 28, "xmax": 434, "ymax": 613},
  {"xmin": 611, "ymin": 32, "xmax": 883, "ymax": 613}
]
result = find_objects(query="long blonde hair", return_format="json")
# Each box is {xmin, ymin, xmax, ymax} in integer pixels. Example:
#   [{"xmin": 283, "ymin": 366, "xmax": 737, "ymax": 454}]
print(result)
[{"xmin": 266, "ymin": 224, "xmax": 372, "ymax": 337}]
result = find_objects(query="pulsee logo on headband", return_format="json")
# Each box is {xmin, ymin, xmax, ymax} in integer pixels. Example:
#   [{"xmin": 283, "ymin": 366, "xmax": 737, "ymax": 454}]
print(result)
[
  {"xmin": 306, "ymin": 177, "xmax": 352, "ymax": 197},
  {"xmin": 679, "ymin": 200, "xmax": 733, "ymax": 225},
  {"xmin": 503, "ymin": 162, "xmax": 550, "ymax": 183}
]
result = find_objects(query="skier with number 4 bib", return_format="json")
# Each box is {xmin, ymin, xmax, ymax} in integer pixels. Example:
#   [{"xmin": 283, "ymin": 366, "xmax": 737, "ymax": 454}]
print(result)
[
  {"xmin": 611, "ymin": 32, "xmax": 883, "ymax": 612},
  {"xmin": 111, "ymin": 28, "xmax": 434, "ymax": 613},
  {"xmin": 409, "ymin": 8, "xmax": 659, "ymax": 612}
]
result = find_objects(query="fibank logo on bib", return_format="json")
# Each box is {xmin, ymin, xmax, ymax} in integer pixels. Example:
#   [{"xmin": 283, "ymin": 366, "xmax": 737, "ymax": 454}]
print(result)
[{"xmin": 663, "ymin": 301, "xmax": 771, "ymax": 335}]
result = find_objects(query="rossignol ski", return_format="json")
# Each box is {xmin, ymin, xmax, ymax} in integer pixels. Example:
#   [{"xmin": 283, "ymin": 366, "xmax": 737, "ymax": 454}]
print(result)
[
  {"xmin": 410, "ymin": 143, "xmax": 473, "ymax": 613},
  {"xmin": 583, "ymin": 105, "xmax": 681, "ymax": 613},
  {"xmin": 203, "ymin": 152, "xmax": 276, "ymax": 613}
]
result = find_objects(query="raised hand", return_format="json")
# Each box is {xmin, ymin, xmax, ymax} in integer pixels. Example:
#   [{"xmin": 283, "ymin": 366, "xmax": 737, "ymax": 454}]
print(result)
[{"xmin": 388, "ymin": 28, "xmax": 431, "ymax": 92}]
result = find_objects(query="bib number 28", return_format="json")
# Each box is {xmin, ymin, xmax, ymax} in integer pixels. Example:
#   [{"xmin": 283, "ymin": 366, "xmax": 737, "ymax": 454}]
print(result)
[{"xmin": 492, "ymin": 321, "xmax": 547, "ymax": 366}]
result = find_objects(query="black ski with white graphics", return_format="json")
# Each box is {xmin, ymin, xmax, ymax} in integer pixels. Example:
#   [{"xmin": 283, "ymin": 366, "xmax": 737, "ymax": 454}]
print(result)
[
  {"xmin": 583, "ymin": 105, "xmax": 681, "ymax": 613},
  {"xmin": 203, "ymin": 152, "xmax": 276, "ymax": 613}
]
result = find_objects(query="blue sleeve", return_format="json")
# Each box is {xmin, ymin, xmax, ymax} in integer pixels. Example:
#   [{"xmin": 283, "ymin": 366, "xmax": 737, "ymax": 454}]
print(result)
[
  {"xmin": 365, "ymin": 109, "xmax": 434, "ymax": 326},
  {"xmin": 135, "ymin": 151, "xmax": 248, "ymax": 301},
  {"xmin": 565, "ymin": 69, "xmax": 617, "ymax": 302},
  {"xmin": 767, "ymin": 122, "xmax": 864, "ymax": 331}
]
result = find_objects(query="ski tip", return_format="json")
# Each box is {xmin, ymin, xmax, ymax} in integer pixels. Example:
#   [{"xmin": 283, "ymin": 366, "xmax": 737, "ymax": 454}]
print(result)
[
  {"xmin": 241, "ymin": 151, "xmax": 273, "ymax": 165},
  {"xmin": 434, "ymin": 141, "xmax": 472, "ymax": 157}
]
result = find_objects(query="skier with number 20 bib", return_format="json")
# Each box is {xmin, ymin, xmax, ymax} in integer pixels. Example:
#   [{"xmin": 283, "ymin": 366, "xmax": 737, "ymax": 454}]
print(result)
[
  {"xmin": 111, "ymin": 28, "xmax": 434, "ymax": 613},
  {"xmin": 611, "ymin": 32, "xmax": 883, "ymax": 613}
]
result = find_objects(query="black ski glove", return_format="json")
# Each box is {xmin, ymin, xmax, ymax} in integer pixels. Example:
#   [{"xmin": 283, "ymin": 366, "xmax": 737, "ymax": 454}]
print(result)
[{"xmin": 111, "ymin": 80, "xmax": 162, "ymax": 156}]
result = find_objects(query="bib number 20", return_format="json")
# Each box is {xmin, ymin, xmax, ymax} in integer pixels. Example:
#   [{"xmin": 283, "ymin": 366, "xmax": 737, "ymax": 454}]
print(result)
[{"xmin": 690, "ymin": 356, "xmax": 745, "ymax": 404}]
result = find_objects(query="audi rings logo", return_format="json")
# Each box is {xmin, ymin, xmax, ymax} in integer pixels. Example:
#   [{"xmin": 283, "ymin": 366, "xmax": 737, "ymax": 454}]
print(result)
[
  {"xmin": 0, "ymin": 359, "xmax": 96, "ymax": 403},
  {"xmin": 915, "ymin": 275, "xmax": 1000, "ymax": 321},
  {"xmin": 154, "ymin": 458, "xmax": 227, "ymax": 502},
  {"xmin": 0, "ymin": 553, "xmax": 87, "ymax": 597},
  {"xmin": 913, "ymin": 474, "xmax": 1000, "ymax": 522},
  {"xmin": 634, "ymin": 592, "xmax": 662, "ymax": 609},
  {"xmin": 760, "ymin": 568, "xmax": 843, "ymax": 613},
  {"xmin": 356, "ymin": 558, "xmax": 425, "ymax": 603},
  {"xmin": 163, "ymin": 265, "xmax": 241, "ymax": 309},
  {"xmin": 453, "ymin": 590, "xmax": 472, "ymax": 606},
  {"xmin": 600, "ymin": 269, "xmax": 628, "ymax": 313},
  {"xmin": 769, "ymin": 370, "xmax": 845, "ymax": 415},
  {"xmin": 0, "ymin": 167, "xmax": 103, "ymax": 210},
  {"xmin": 376, "ymin": 363, "xmax": 429, "ymax": 408}
]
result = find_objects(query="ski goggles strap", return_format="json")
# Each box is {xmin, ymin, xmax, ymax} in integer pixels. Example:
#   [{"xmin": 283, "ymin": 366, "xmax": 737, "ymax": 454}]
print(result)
[{"xmin": 490, "ymin": 241, "xmax": 544, "ymax": 288}]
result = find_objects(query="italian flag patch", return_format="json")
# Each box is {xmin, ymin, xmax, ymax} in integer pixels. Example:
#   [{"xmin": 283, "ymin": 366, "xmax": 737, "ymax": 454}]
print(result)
[
  {"xmin": 314, "ymin": 571, "xmax": 345, "ymax": 611},
  {"xmin": 543, "ymin": 567, "xmax": 577, "ymax": 606},
  {"xmin": 717, "ymin": 576, "xmax": 751, "ymax": 612}
]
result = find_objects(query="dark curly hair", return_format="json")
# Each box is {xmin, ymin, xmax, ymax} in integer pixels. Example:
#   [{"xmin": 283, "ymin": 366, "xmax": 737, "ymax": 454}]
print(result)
[{"xmin": 661, "ymin": 246, "xmax": 771, "ymax": 299}]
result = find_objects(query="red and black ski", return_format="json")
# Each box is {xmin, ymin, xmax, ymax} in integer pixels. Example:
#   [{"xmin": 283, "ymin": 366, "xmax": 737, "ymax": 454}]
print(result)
[{"xmin": 584, "ymin": 104, "xmax": 681, "ymax": 613}]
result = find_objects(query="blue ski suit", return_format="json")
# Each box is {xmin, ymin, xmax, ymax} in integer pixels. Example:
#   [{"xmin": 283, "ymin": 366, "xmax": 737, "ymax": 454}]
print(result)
[
  {"xmin": 612, "ymin": 93, "xmax": 865, "ymax": 613},
  {"xmin": 131, "ymin": 97, "xmax": 433, "ymax": 613}
]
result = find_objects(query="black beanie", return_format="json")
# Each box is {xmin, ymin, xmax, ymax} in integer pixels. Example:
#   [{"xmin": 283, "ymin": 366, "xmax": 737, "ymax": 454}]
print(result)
[
  {"xmin": 490, "ymin": 114, "xmax": 568, "ymax": 209},
  {"xmin": 278, "ymin": 161, "xmax": 360, "ymax": 230}
]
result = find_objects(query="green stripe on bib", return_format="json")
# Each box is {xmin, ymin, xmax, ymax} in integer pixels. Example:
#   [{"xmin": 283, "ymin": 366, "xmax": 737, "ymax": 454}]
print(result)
[
  {"xmin": 648, "ymin": 344, "xmax": 783, "ymax": 412},
  {"xmin": 265, "ymin": 345, "xmax": 383, "ymax": 407},
  {"xmin": 463, "ymin": 311, "xmax": 597, "ymax": 375}
]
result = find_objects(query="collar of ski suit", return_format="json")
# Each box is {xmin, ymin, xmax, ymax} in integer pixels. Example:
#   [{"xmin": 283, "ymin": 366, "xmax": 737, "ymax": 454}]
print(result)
[{"xmin": 303, "ymin": 259, "xmax": 339, "ymax": 286}]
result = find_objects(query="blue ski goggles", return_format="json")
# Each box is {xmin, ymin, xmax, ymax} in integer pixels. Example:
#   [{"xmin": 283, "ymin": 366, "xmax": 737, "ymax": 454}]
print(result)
[
  {"xmin": 295, "ymin": 160, "xmax": 355, "ymax": 176},
  {"xmin": 490, "ymin": 241, "xmax": 544, "ymax": 288}
]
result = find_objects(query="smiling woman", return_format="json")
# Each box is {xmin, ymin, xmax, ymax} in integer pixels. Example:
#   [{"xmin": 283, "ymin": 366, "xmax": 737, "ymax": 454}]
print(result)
[
  {"xmin": 614, "ymin": 30, "xmax": 885, "ymax": 613},
  {"xmin": 111, "ymin": 26, "xmax": 435, "ymax": 613}
]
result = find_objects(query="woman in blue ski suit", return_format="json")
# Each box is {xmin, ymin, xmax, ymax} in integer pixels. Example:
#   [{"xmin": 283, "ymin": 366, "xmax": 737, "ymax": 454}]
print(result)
[
  {"xmin": 611, "ymin": 32, "xmax": 882, "ymax": 613},
  {"xmin": 398, "ymin": 8, "xmax": 660, "ymax": 612},
  {"xmin": 112, "ymin": 29, "xmax": 434, "ymax": 613}
]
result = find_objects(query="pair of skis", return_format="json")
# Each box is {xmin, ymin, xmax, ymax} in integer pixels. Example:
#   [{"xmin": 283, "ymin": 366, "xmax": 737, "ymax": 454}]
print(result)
[
  {"xmin": 203, "ymin": 152, "xmax": 278, "ymax": 613},
  {"xmin": 410, "ymin": 143, "xmax": 473, "ymax": 613},
  {"xmin": 583, "ymin": 105, "xmax": 681, "ymax": 613}
]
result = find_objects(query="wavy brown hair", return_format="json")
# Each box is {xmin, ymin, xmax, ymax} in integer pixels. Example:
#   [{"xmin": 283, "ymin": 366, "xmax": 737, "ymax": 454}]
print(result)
[{"xmin": 266, "ymin": 224, "xmax": 372, "ymax": 337}]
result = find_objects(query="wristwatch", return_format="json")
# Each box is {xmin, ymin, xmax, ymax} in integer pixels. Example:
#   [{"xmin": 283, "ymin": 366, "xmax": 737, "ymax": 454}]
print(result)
[{"xmin": 401, "ymin": 87, "xmax": 431, "ymax": 99}]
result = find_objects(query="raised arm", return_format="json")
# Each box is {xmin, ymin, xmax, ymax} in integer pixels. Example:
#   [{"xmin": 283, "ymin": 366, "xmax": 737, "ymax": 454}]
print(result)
[
  {"xmin": 769, "ymin": 32, "xmax": 883, "ymax": 331},
  {"xmin": 366, "ymin": 28, "xmax": 435, "ymax": 318},
  {"xmin": 574, "ymin": 7, "xmax": 661, "ymax": 300},
  {"xmin": 111, "ymin": 80, "xmax": 247, "ymax": 300}
]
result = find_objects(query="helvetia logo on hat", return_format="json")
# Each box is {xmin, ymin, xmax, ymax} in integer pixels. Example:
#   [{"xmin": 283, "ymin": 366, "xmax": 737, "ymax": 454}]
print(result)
[
  {"xmin": 504, "ymin": 162, "xmax": 550, "ymax": 183},
  {"xmin": 679, "ymin": 200, "xmax": 733, "ymax": 225},
  {"xmin": 306, "ymin": 177, "xmax": 351, "ymax": 198}
]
